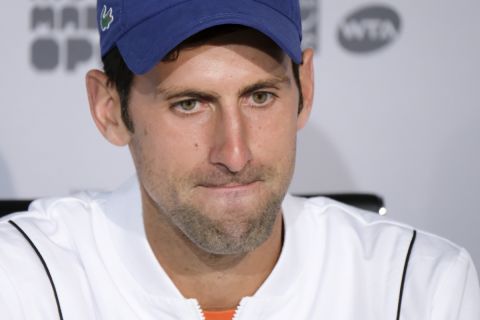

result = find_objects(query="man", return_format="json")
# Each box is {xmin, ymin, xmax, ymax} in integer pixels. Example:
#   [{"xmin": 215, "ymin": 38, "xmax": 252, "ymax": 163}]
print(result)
[{"xmin": 0, "ymin": 0, "xmax": 479, "ymax": 319}]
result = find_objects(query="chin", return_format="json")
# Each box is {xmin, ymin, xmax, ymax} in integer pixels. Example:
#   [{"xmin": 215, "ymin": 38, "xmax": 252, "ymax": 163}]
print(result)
[{"xmin": 178, "ymin": 193, "xmax": 283, "ymax": 255}]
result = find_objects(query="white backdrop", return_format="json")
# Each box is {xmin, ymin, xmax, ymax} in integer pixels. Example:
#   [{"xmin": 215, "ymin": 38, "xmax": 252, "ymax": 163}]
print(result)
[{"xmin": 1, "ymin": 0, "xmax": 479, "ymax": 270}]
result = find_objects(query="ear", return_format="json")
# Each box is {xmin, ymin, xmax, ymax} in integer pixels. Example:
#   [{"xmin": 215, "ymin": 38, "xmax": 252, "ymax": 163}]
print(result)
[
  {"xmin": 296, "ymin": 48, "xmax": 315, "ymax": 130},
  {"xmin": 85, "ymin": 69, "xmax": 131, "ymax": 146}
]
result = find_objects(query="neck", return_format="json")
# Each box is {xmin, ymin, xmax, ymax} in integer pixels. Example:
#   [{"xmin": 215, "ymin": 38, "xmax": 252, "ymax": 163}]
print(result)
[{"xmin": 142, "ymin": 191, "xmax": 283, "ymax": 311}]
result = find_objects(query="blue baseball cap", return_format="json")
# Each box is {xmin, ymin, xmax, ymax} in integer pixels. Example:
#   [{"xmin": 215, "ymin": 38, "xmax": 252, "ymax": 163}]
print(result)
[{"xmin": 97, "ymin": 0, "xmax": 303, "ymax": 74}]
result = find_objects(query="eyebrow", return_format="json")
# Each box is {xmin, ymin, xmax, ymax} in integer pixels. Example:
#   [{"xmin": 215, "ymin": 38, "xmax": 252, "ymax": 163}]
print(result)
[
  {"xmin": 156, "ymin": 76, "xmax": 291, "ymax": 102},
  {"xmin": 237, "ymin": 76, "xmax": 291, "ymax": 97},
  {"xmin": 161, "ymin": 89, "xmax": 220, "ymax": 102}
]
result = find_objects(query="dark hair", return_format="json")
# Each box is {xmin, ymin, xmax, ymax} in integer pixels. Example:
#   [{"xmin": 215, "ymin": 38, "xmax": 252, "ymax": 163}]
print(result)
[
  {"xmin": 102, "ymin": 27, "xmax": 303, "ymax": 133},
  {"xmin": 103, "ymin": 47, "xmax": 135, "ymax": 131}
]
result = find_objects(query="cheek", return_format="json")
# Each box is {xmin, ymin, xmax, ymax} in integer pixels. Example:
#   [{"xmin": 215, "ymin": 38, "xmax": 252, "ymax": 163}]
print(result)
[
  {"xmin": 249, "ymin": 106, "xmax": 298, "ymax": 157},
  {"xmin": 130, "ymin": 120, "xmax": 206, "ymax": 180}
]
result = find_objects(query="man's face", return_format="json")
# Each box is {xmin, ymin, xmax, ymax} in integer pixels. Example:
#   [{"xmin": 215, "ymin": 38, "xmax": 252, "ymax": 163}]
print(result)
[{"xmin": 126, "ymin": 29, "xmax": 311, "ymax": 255}]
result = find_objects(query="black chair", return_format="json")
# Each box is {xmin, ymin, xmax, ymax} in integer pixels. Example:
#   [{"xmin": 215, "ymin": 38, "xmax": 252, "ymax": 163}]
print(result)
[
  {"xmin": 0, "ymin": 193, "xmax": 385, "ymax": 218},
  {"xmin": 297, "ymin": 193, "xmax": 385, "ymax": 214},
  {"xmin": 0, "ymin": 200, "xmax": 32, "ymax": 218}
]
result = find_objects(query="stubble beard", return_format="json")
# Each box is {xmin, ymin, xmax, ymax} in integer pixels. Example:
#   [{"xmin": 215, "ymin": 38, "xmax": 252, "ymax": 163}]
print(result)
[
  {"xmin": 150, "ymin": 163, "xmax": 292, "ymax": 256},
  {"xmin": 167, "ymin": 191, "xmax": 283, "ymax": 255}
]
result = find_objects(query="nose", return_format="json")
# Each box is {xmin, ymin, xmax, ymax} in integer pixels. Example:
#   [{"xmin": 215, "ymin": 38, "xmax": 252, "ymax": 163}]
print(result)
[{"xmin": 209, "ymin": 107, "xmax": 253, "ymax": 173}]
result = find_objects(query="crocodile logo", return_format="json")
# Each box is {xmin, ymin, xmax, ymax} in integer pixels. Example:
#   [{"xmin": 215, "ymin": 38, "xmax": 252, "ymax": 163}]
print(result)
[{"xmin": 100, "ymin": 5, "xmax": 114, "ymax": 31}]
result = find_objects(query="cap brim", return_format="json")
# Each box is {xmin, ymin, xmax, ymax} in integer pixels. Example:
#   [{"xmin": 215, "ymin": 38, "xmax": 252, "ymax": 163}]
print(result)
[{"xmin": 116, "ymin": 0, "xmax": 302, "ymax": 74}]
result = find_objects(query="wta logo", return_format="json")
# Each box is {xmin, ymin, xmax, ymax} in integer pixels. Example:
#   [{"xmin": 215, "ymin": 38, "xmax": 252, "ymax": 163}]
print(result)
[{"xmin": 338, "ymin": 4, "xmax": 401, "ymax": 53}]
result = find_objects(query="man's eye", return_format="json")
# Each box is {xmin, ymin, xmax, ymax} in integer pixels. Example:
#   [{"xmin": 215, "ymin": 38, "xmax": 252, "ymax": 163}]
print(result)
[
  {"xmin": 250, "ymin": 92, "xmax": 274, "ymax": 106},
  {"xmin": 172, "ymin": 99, "xmax": 200, "ymax": 113}
]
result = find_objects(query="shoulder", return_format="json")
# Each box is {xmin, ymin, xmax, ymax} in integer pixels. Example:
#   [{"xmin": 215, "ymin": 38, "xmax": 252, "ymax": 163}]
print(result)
[
  {"xmin": 0, "ymin": 191, "xmax": 102, "ymax": 243},
  {"xmin": 0, "ymin": 191, "xmax": 104, "ymax": 264},
  {"xmin": 0, "ymin": 188, "xmax": 116, "ymax": 280},
  {"xmin": 0, "ymin": 176, "xmax": 141, "ymax": 271},
  {"xmin": 284, "ymin": 194, "xmax": 467, "ymax": 260},
  {"xmin": 282, "ymin": 194, "xmax": 477, "ymax": 287},
  {"xmin": 283, "ymin": 194, "xmax": 480, "ymax": 316},
  {"xmin": 282, "ymin": 194, "xmax": 480, "ymax": 317},
  {"xmin": 0, "ymin": 192, "xmax": 116, "ymax": 318},
  {"xmin": 0, "ymin": 195, "xmax": 92, "ymax": 317}
]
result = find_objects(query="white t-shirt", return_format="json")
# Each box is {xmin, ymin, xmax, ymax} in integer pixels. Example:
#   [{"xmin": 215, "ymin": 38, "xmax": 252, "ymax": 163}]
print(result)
[{"xmin": 0, "ymin": 178, "xmax": 479, "ymax": 319}]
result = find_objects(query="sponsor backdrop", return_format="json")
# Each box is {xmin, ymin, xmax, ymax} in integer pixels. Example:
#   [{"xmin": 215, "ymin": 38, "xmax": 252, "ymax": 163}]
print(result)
[{"xmin": 1, "ymin": 1, "xmax": 479, "ymax": 269}]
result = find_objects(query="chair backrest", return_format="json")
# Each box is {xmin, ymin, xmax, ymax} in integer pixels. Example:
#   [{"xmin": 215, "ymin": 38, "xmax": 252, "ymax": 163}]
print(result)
[
  {"xmin": 0, "ymin": 200, "xmax": 32, "ymax": 218},
  {"xmin": 296, "ymin": 193, "xmax": 385, "ymax": 214}
]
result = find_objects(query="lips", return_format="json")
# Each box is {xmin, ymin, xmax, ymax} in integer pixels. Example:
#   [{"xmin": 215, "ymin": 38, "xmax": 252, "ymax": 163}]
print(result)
[
  {"xmin": 200, "ymin": 180, "xmax": 259, "ymax": 191},
  {"xmin": 192, "ymin": 165, "xmax": 267, "ymax": 191},
  {"xmin": 199, "ymin": 180, "xmax": 259, "ymax": 189}
]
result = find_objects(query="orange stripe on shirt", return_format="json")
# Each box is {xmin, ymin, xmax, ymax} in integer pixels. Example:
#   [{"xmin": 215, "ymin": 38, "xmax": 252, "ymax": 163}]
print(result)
[{"xmin": 203, "ymin": 309, "xmax": 236, "ymax": 320}]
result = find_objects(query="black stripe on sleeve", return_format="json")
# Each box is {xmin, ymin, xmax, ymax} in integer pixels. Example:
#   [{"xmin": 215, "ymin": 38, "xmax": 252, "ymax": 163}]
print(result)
[
  {"xmin": 396, "ymin": 229, "xmax": 417, "ymax": 320},
  {"xmin": 8, "ymin": 220, "xmax": 64, "ymax": 320}
]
